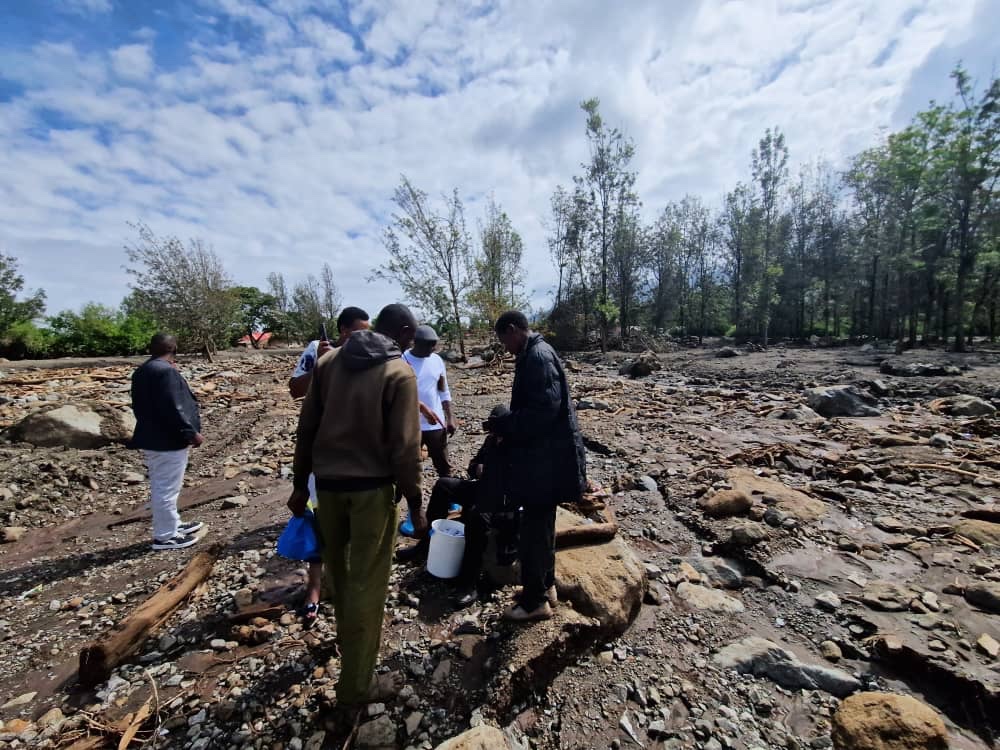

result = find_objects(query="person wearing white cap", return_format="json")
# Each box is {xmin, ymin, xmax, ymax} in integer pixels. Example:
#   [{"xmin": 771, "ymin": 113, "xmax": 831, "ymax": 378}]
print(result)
[{"xmin": 402, "ymin": 325, "xmax": 457, "ymax": 478}]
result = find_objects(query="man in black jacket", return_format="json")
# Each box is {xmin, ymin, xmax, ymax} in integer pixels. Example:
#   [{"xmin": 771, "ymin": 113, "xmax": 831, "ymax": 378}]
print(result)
[
  {"xmin": 396, "ymin": 405, "xmax": 519, "ymax": 604},
  {"xmin": 491, "ymin": 311, "xmax": 587, "ymax": 622},
  {"xmin": 130, "ymin": 333, "xmax": 204, "ymax": 550}
]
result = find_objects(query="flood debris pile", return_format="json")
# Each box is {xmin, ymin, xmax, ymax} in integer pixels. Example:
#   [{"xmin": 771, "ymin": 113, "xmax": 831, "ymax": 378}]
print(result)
[{"xmin": 0, "ymin": 344, "xmax": 998, "ymax": 749}]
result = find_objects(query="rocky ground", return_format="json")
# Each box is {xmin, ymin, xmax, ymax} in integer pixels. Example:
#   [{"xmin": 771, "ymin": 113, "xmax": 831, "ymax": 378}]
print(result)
[{"xmin": 0, "ymin": 341, "xmax": 998, "ymax": 749}]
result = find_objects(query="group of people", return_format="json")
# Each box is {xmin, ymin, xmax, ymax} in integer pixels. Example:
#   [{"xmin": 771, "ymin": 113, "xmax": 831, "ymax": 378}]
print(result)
[{"xmin": 127, "ymin": 304, "xmax": 586, "ymax": 714}]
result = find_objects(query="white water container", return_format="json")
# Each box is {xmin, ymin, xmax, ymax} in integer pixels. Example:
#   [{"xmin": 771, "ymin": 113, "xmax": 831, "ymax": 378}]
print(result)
[{"xmin": 426, "ymin": 519, "xmax": 465, "ymax": 578}]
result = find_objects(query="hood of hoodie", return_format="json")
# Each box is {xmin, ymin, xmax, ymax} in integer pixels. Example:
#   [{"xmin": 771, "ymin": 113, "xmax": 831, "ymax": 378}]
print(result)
[{"xmin": 339, "ymin": 330, "xmax": 402, "ymax": 371}]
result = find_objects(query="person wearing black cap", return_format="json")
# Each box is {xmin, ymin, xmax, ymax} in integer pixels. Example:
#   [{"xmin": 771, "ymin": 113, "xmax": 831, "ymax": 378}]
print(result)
[
  {"xmin": 402, "ymin": 324, "xmax": 457, "ymax": 478},
  {"xmin": 397, "ymin": 404, "xmax": 515, "ymax": 603}
]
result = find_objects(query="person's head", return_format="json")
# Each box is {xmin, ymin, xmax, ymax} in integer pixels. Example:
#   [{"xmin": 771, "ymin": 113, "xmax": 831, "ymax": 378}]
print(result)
[
  {"xmin": 411, "ymin": 325, "xmax": 439, "ymax": 357},
  {"xmin": 336, "ymin": 306, "xmax": 370, "ymax": 344},
  {"xmin": 483, "ymin": 404, "xmax": 511, "ymax": 434},
  {"xmin": 494, "ymin": 310, "xmax": 530, "ymax": 355},
  {"xmin": 149, "ymin": 332, "xmax": 177, "ymax": 359},
  {"xmin": 374, "ymin": 303, "xmax": 417, "ymax": 350}
]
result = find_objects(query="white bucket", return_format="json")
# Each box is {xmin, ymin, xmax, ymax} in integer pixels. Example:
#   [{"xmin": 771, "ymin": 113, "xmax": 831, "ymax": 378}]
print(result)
[{"xmin": 426, "ymin": 519, "xmax": 465, "ymax": 578}]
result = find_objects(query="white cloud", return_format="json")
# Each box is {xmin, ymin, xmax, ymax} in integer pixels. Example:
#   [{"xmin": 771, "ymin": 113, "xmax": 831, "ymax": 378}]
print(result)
[
  {"xmin": 0, "ymin": 0, "xmax": 990, "ymax": 319},
  {"xmin": 62, "ymin": 0, "xmax": 112, "ymax": 15},
  {"xmin": 111, "ymin": 44, "xmax": 153, "ymax": 79}
]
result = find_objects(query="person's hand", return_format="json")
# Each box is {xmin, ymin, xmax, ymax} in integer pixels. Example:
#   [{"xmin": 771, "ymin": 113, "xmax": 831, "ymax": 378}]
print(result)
[
  {"xmin": 419, "ymin": 402, "xmax": 442, "ymax": 427},
  {"xmin": 191, "ymin": 433, "xmax": 205, "ymax": 447},
  {"xmin": 287, "ymin": 487, "xmax": 309, "ymax": 517},
  {"xmin": 446, "ymin": 418, "xmax": 458, "ymax": 437},
  {"xmin": 317, "ymin": 339, "xmax": 334, "ymax": 357},
  {"xmin": 410, "ymin": 507, "xmax": 429, "ymax": 538}
]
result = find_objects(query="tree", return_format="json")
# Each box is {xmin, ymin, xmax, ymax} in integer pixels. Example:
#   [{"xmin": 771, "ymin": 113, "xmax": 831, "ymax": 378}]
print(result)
[
  {"xmin": 232, "ymin": 286, "xmax": 278, "ymax": 347},
  {"xmin": 578, "ymin": 98, "xmax": 636, "ymax": 351},
  {"xmin": 125, "ymin": 223, "xmax": 238, "ymax": 359},
  {"xmin": 373, "ymin": 175, "xmax": 473, "ymax": 358},
  {"xmin": 46, "ymin": 303, "xmax": 157, "ymax": 356},
  {"xmin": 320, "ymin": 263, "xmax": 342, "ymax": 323},
  {"xmin": 289, "ymin": 275, "xmax": 324, "ymax": 342},
  {"xmin": 469, "ymin": 196, "xmax": 526, "ymax": 325},
  {"xmin": 0, "ymin": 253, "xmax": 46, "ymax": 339},
  {"xmin": 720, "ymin": 183, "xmax": 759, "ymax": 339},
  {"xmin": 750, "ymin": 127, "xmax": 789, "ymax": 347}
]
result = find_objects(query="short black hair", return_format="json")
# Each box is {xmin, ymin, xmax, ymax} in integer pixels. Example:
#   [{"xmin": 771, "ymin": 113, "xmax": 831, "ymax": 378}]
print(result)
[
  {"xmin": 149, "ymin": 332, "xmax": 176, "ymax": 356},
  {"xmin": 374, "ymin": 303, "xmax": 416, "ymax": 338},
  {"xmin": 494, "ymin": 310, "xmax": 529, "ymax": 335},
  {"xmin": 336, "ymin": 306, "xmax": 369, "ymax": 332}
]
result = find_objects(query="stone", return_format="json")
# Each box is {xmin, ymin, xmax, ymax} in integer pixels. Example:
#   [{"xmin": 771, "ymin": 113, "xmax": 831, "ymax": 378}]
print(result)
[
  {"xmin": 1, "ymin": 691, "xmax": 37, "ymax": 709},
  {"xmin": 0, "ymin": 527, "xmax": 26, "ymax": 543},
  {"xmin": 554, "ymin": 508, "xmax": 646, "ymax": 633},
  {"xmin": 831, "ymin": 692, "xmax": 947, "ymax": 750},
  {"xmin": 726, "ymin": 469, "xmax": 826, "ymax": 521},
  {"xmin": 677, "ymin": 561, "xmax": 700, "ymax": 583},
  {"xmin": 846, "ymin": 464, "xmax": 875, "ymax": 482},
  {"xmin": 977, "ymin": 633, "xmax": 999, "ymax": 658},
  {"xmin": 37, "ymin": 707, "xmax": 63, "ymax": 729},
  {"xmin": 233, "ymin": 588, "xmax": 254, "ymax": 608},
  {"xmin": 873, "ymin": 516, "xmax": 905, "ymax": 533},
  {"xmin": 405, "ymin": 712, "xmax": 423, "ymax": 737},
  {"xmin": 929, "ymin": 433, "xmax": 953, "ymax": 448},
  {"xmin": 618, "ymin": 352, "xmax": 660, "ymax": 379},
  {"xmin": 676, "ymin": 582, "xmax": 745, "ymax": 613},
  {"xmin": 770, "ymin": 405, "xmax": 824, "ymax": 422},
  {"xmin": 635, "ymin": 475, "xmax": 658, "ymax": 493},
  {"xmin": 434, "ymin": 724, "xmax": 510, "ymax": 749},
  {"xmin": 819, "ymin": 641, "xmax": 842, "ymax": 662},
  {"xmin": 729, "ymin": 521, "xmax": 769, "ymax": 547},
  {"xmin": 221, "ymin": 495, "xmax": 249, "ymax": 509},
  {"xmin": 805, "ymin": 385, "xmax": 880, "ymax": 418},
  {"xmin": 209, "ymin": 639, "xmax": 228, "ymax": 651},
  {"xmin": 879, "ymin": 360, "xmax": 961, "ymax": 377},
  {"xmin": 933, "ymin": 395, "xmax": 996, "ymax": 417},
  {"xmin": 698, "ymin": 489, "xmax": 753, "ymax": 518},
  {"xmin": 689, "ymin": 557, "xmax": 745, "ymax": 589},
  {"xmin": 355, "ymin": 715, "xmax": 397, "ymax": 748},
  {"xmin": 5, "ymin": 402, "xmax": 135, "ymax": 448},
  {"xmin": 952, "ymin": 519, "xmax": 1000, "ymax": 548},
  {"xmin": 432, "ymin": 659, "xmax": 452, "ymax": 684},
  {"xmin": 815, "ymin": 591, "xmax": 841, "ymax": 612},
  {"xmin": 714, "ymin": 636, "xmax": 861, "ymax": 697},
  {"xmin": 861, "ymin": 582, "xmax": 917, "ymax": 612},
  {"xmin": 964, "ymin": 582, "xmax": 1000, "ymax": 613},
  {"xmin": 716, "ymin": 347, "xmax": 741, "ymax": 358}
]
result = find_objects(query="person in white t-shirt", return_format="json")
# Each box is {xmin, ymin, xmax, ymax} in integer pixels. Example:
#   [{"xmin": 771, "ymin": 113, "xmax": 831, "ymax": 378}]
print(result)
[
  {"xmin": 287, "ymin": 306, "xmax": 370, "ymax": 626},
  {"xmin": 402, "ymin": 325, "xmax": 456, "ymax": 478}
]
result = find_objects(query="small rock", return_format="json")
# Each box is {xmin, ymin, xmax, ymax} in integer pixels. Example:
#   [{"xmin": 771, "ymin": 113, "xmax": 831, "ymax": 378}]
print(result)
[
  {"xmin": 729, "ymin": 522, "xmax": 769, "ymax": 547},
  {"xmin": 210, "ymin": 639, "xmax": 228, "ymax": 651},
  {"xmin": 965, "ymin": 582, "xmax": 1000, "ymax": 613},
  {"xmin": 929, "ymin": 433, "xmax": 953, "ymax": 448},
  {"xmin": 699, "ymin": 489, "xmax": 753, "ymax": 518},
  {"xmin": 977, "ymin": 633, "xmax": 999, "ymax": 659},
  {"xmin": 1, "ymin": 526, "xmax": 28, "ymax": 544},
  {"xmin": 221, "ymin": 495, "xmax": 249, "ymax": 509},
  {"xmin": 355, "ymin": 715, "xmax": 397, "ymax": 748},
  {"xmin": 815, "ymin": 591, "xmax": 841, "ymax": 612},
  {"xmin": 233, "ymin": 588, "xmax": 254, "ymax": 608},
  {"xmin": 635, "ymin": 475, "xmax": 658, "ymax": 492},
  {"xmin": 819, "ymin": 641, "xmax": 842, "ymax": 662},
  {"xmin": 1, "ymin": 692, "xmax": 37, "ymax": 709},
  {"xmin": 122, "ymin": 471, "xmax": 145, "ymax": 484},
  {"xmin": 846, "ymin": 464, "xmax": 875, "ymax": 482},
  {"xmin": 676, "ymin": 582, "xmax": 744, "ymax": 613},
  {"xmin": 37, "ymin": 707, "xmax": 63, "ymax": 729}
]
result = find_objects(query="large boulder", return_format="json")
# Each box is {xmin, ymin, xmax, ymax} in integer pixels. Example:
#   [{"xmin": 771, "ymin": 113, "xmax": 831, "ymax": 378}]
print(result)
[
  {"xmin": 964, "ymin": 582, "xmax": 1000, "ymax": 614},
  {"xmin": 714, "ymin": 636, "xmax": 861, "ymax": 697},
  {"xmin": 880, "ymin": 359, "xmax": 961, "ymax": 377},
  {"xmin": 805, "ymin": 385, "xmax": 880, "ymax": 418},
  {"xmin": 435, "ymin": 725, "xmax": 510, "ymax": 750},
  {"xmin": 831, "ymin": 692, "xmax": 947, "ymax": 750},
  {"xmin": 555, "ymin": 508, "xmax": 646, "ymax": 633},
  {"xmin": 725, "ymin": 469, "xmax": 827, "ymax": 522},
  {"xmin": 932, "ymin": 394, "xmax": 996, "ymax": 417},
  {"xmin": 952, "ymin": 518, "xmax": 1000, "ymax": 548},
  {"xmin": 618, "ymin": 351, "xmax": 661, "ymax": 379},
  {"xmin": 6, "ymin": 402, "xmax": 135, "ymax": 449}
]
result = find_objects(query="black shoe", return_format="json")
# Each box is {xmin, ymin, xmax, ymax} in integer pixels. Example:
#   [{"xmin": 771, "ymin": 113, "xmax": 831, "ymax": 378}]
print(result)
[
  {"xmin": 395, "ymin": 541, "xmax": 429, "ymax": 563},
  {"xmin": 152, "ymin": 533, "xmax": 198, "ymax": 551}
]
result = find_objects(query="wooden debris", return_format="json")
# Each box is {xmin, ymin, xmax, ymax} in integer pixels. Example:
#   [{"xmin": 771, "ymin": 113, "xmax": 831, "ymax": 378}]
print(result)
[{"xmin": 79, "ymin": 544, "xmax": 222, "ymax": 687}]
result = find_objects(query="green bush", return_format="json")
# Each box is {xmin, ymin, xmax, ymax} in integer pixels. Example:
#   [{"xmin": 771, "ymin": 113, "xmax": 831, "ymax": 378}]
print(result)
[
  {"xmin": 46, "ymin": 304, "xmax": 158, "ymax": 357},
  {"xmin": 1, "ymin": 321, "xmax": 55, "ymax": 359}
]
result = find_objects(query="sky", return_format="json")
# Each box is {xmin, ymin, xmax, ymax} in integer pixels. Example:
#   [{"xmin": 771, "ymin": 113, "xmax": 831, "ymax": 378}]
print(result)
[{"xmin": 2, "ymin": 0, "xmax": 998, "ymax": 320}]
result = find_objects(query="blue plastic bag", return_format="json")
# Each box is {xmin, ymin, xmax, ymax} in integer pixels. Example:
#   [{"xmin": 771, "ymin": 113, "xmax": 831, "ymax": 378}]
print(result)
[{"xmin": 277, "ymin": 511, "xmax": 321, "ymax": 561}]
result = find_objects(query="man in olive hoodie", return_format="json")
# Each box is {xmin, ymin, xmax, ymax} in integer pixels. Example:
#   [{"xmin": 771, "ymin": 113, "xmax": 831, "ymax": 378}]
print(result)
[{"xmin": 288, "ymin": 303, "xmax": 424, "ymax": 707}]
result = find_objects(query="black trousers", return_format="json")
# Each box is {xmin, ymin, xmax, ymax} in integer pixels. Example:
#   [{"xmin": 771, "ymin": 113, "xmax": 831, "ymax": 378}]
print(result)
[
  {"xmin": 518, "ymin": 503, "xmax": 557, "ymax": 610},
  {"xmin": 422, "ymin": 429, "xmax": 453, "ymax": 477}
]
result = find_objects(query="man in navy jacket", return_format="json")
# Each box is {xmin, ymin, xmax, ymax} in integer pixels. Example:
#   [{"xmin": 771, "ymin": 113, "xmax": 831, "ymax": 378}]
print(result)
[
  {"xmin": 492, "ymin": 311, "xmax": 587, "ymax": 622},
  {"xmin": 130, "ymin": 333, "xmax": 205, "ymax": 550}
]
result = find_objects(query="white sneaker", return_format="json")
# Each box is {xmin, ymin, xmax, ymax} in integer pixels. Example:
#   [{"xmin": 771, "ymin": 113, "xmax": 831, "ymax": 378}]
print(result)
[
  {"xmin": 152, "ymin": 534, "xmax": 198, "ymax": 551},
  {"xmin": 178, "ymin": 520, "xmax": 203, "ymax": 535}
]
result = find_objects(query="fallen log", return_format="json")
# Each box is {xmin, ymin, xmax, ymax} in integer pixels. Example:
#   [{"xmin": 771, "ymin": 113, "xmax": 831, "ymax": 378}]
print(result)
[
  {"xmin": 79, "ymin": 543, "xmax": 222, "ymax": 687},
  {"xmin": 555, "ymin": 521, "xmax": 618, "ymax": 549}
]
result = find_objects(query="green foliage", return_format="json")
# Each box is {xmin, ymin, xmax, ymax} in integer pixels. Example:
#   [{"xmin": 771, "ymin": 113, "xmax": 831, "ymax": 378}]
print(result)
[
  {"xmin": 46, "ymin": 303, "xmax": 158, "ymax": 357},
  {"xmin": 0, "ymin": 253, "xmax": 46, "ymax": 339},
  {"xmin": 2, "ymin": 321, "xmax": 54, "ymax": 359}
]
